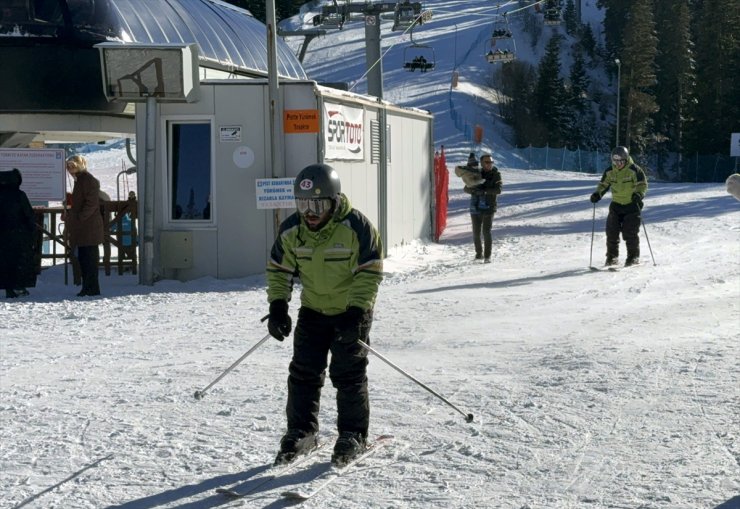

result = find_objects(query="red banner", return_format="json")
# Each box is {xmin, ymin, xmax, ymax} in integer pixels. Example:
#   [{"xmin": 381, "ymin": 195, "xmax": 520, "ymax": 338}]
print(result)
[{"xmin": 433, "ymin": 146, "xmax": 449, "ymax": 242}]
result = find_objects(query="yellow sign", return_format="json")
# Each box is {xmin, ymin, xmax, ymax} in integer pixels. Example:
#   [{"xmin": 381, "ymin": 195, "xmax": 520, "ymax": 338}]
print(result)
[{"xmin": 284, "ymin": 109, "xmax": 320, "ymax": 134}]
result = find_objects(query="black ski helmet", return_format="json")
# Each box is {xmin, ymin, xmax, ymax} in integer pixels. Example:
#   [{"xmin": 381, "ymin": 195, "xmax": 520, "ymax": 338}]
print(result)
[
  {"xmin": 611, "ymin": 146, "xmax": 629, "ymax": 160},
  {"xmin": 294, "ymin": 164, "xmax": 341, "ymax": 199}
]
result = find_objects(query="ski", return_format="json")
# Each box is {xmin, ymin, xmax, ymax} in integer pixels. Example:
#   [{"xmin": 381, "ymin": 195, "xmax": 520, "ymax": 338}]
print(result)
[
  {"xmin": 608, "ymin": 263, "xmax": 642, "ymax": 272},
  {"xmin": 590, "ymin": 265, "xmax": 620, "ymax": 271},
  {"xmin": 281, "ymin": 435, "xmax": 394, "ymax": 501},
  {"xmin": 215, "ymin": 440, "xmax": 328, "ymax": 499}
]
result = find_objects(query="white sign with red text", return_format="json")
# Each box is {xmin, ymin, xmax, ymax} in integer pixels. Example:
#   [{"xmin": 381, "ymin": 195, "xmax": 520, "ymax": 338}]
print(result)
[{"xmin": 324, "ymin": 103, "xmax": 364, "ymax": 160}]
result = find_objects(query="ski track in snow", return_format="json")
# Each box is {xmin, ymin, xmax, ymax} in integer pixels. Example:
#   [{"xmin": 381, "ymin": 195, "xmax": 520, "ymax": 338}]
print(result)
[
  {"xmin": 2, "ymin": 167, "xmax": 738, "ymax": 508},
  {"xmin": 3, "ymin": 0, "xmax": 740, "ymax": 505}
]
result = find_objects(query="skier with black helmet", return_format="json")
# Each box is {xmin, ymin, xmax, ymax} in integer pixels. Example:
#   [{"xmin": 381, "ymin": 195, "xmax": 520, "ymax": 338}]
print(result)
[
  {"xmin": 590, "ymin": 146, "xmax": 648, "ymax": 267},
  {"xmin": 265, "ymin": 163, "xmax": 384, "ymax": 467}
]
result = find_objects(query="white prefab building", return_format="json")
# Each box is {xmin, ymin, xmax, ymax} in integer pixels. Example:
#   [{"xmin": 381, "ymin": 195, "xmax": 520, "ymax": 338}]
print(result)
[{"xmin": 136, "ymin": 80, "xmax": 434, "ymax": 281}]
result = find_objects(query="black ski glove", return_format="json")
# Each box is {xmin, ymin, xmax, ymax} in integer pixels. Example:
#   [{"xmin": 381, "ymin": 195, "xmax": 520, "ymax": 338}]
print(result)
[
  {"xmin": 336, "ymin": 306, "xmax": 372, "ymax": 344},
  {"xmin": 631, "ymin": 193, "xmax": 644, "ymax": 210},
  {"xmin": 266, "ymin": 299, "xmax": 291, "ymax": 341},
  {"xmin": 590, "ymin": 192, "xmax": 601, "ymax": 203}
]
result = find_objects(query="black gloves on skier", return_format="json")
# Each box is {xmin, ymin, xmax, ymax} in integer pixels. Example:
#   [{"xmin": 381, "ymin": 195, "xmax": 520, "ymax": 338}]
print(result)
[
  {"xmin": 267, "ymin": 299, "xmax": 292, "ymax": 341},
  {"xmin": 631, "ymin": 192, "xmax": 644, "ymax": 210},
  {"xmin": 337, "ymin": 306, "xmax": 372, "ymax": 344},
  {"xmin": 590, "ymin": 192, "xmax": 601, "ymax": 203}
]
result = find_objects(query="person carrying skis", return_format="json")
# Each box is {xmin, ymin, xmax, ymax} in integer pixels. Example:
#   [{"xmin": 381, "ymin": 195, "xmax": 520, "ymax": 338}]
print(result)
[
  {"xmin": 265, "ymin": 163, "xmax": 384, "ymax": 467},
  {"xmin": 590, "ymin": 146, "xmax": 648, "ymax": 267},
  {"xmin": 464, "ymin": 153, "xmax": 502, "ymax": 263}
]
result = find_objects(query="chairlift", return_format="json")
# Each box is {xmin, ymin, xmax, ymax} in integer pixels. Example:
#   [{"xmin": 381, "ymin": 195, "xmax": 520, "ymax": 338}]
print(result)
[
  {"xmin": 484, "ymin": 33, "xmax": 516, "ymax": 63},
  {"xmin": 543, "ymin": 8, "xmax": 561, "ymax": 26},
  {"xmin": 314, "ymin": 0, "xmax": 346, "ymax": 29},
  {"xmin": 543, "ymin": 0, "xmax": 561, "ymax": 26},
  {"xmin": 392, "ymin": 1, "xmax": 422, "ymax": 31},
  {"xmin": 491, "ymin": 13, "xmax": 513, "ymax": 39},
  {"xmin": 402, "ymin": 29, "xmax": 435, "ymax": 72}
]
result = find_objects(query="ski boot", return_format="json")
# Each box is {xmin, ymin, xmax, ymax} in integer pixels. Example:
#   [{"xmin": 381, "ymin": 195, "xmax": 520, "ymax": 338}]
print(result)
[
  {"xmin": 624, "ymin": 256, "xmax": 640, "ymax": 267},
  {"xmin": 274, "ymin": 429, "xmax": 318, "ymax": 466},
  {"xmin": 331, "ymin": 431, "xmax": 366, "ymax": 467}
]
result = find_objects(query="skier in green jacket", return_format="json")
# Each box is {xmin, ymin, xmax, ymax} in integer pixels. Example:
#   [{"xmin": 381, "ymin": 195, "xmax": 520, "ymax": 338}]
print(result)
[
  {"xmin": 590, "ymin": 146, "xmax": 648, "ymax": 267},
  {"xmin": 265, "ymin": 163, "xmax": 383, "ymax": 467}
]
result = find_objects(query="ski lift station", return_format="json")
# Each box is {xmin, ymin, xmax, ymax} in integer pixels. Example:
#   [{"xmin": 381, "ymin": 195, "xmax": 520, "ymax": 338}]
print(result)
[{"xmin": 0, "ymin": 0, "xmax": 434, "ymax": 283}]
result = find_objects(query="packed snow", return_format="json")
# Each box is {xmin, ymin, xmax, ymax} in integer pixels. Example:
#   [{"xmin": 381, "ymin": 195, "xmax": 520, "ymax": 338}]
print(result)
[
  {"xmin": 2, "ymin": 0, "xmax": 740, "ymax": 508},
  {"xmin": 2, "ymin": 157, "xmax": 739, "ymax": 508}
]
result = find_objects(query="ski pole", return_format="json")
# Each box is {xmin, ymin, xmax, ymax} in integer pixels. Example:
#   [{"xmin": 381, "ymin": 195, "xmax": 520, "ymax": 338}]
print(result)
[
  {"xmin": 641, "ymin": 218, "xmax": 656, "ymax": 266},
  {"xmin": 358, "ymin": 340, "xmax": 474, "ymax": 423},
  {"xmin": 194, "ymin": 333, "xmax": 272, "ymax": 400},
  {"xmin": 589, "ymin": 202, "xmax": 596, "ymax": 269}
]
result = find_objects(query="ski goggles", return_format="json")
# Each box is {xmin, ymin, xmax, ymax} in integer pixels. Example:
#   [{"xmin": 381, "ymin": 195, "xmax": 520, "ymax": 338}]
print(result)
[
  {"xmin": 611, "ymin": 156, "xmax": 626, "ymax": 164},
  {"xmin": 296, "ymin": 197, "xmax": 333, "ymax": 216}
]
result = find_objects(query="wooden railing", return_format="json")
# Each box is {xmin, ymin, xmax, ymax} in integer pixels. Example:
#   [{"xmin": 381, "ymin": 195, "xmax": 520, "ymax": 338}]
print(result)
[{"xmin": 33, "ymin": 198, "xmax": 139, "ymax": 280}]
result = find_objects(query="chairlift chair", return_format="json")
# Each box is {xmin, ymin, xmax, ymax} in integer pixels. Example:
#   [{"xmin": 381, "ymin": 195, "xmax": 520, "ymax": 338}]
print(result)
[
  {"xmin": 392, "ymin": 1, "xmax": 422, "ymax": 31},
  {"xmin": 402, "ymin": 27, "xmax": 435, "ymax": 72},
  {"xmin": 491, "ymin": 12, "xmax": 513, "ymax": 39},
  {"xmin": 543, "ymin": 8, "xmax": 561, "ymax": 26},
  {"xmin": 403, "ymin": 46, "xmax": 435, "ymax": 72},
  {"xmin": 485, "ymin": 35, "xmax": 515, "ymax": 63},
  {"xmin": 317, "ymin": 0, "xmax": 346, "ymax": 29}
]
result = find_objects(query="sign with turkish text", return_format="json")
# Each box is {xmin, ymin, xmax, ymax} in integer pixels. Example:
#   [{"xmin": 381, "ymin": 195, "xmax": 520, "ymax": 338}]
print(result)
[
  {"xmin": 255, "ymin": 178, "xmax": 296, "ymax": 209},
  {"xmin": 284, "ymin": 109, "xmax": 319, "ymax": 134},
  {"xmin": 0, "ymin": 148, "xmax": 66, "ymax": 202}
]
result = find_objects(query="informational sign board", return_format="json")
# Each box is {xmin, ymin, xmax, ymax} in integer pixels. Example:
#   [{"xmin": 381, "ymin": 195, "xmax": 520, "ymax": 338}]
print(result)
[
  {"xmin": 220, "ymin": 126, "xmax": 242, "ymax": 142},
  {"xmin": 324, "ymin": 103, "xmax": 364, "ymax": 160},
  {"xmin": 284, "ymin": 109, "xmax": 319, "ymax": 134},
  {"xmin": 255, "ymin": 178, "xmax": 296, "ymax": 209},
  {"xmin": 0, "ymin": 148, "xmax": 66, "ymax": 201},
  {"xmin": 731, "ymin": 133, "xmax": 740, "ymax": 157}
]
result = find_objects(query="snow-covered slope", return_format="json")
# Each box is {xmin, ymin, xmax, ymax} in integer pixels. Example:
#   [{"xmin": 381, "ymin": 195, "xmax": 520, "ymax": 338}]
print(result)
[
  {"xmin": 2, "ymin": 149, "xmax": 739, "ymax": 507},
  {"xmin": 2, "ymin": 1, "xmax": 739, "ymax": 508},
  {"xmin": 283, "ymin": 0, "xmax": 608, "ymax": 165}
]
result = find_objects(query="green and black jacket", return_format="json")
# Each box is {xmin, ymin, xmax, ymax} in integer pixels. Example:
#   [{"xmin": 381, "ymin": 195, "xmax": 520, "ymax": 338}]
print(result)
[{"xmin": 267, "ymin": 193, "xmax": 383, "ymax": 316}]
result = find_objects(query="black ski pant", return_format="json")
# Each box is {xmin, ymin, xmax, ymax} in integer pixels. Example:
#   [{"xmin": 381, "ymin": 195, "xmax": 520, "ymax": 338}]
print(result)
[
  {"xmin": 606, "ymin": 202, "xmax": 640, "ymax": 259},
  {"xmin": 286, "ymin": 307, "xmax": 370, "ymax": 437},
  {"xmin": 77, "ymin": 245, "xmax": 100, "ymax": 295},
  {"xmin": 471, "ymin": 213, "xmax": 494, "ymax": 258}
]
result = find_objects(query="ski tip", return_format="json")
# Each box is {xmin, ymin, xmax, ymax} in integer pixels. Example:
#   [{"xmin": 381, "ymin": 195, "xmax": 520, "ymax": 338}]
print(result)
[
  {"xmin": 281, "ymin": 490, "xmax": 309, "ymax": 500},
  {"xmin": 215, "ymin": 488, "xmax": 243, "ymax": 498}
]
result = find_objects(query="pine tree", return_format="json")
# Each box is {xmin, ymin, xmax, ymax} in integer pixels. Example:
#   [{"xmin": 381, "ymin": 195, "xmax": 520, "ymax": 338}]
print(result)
[
  {"xmin": 579, "ymin": 23, "xmax": 597, "ymax": 60},
  {"xmin": 685, "ymin": 0, "xmax": 740, "ymax": 154},
  {"xmin": 619, "ymin": 0, "xmax": 659, "ymax": 152},
  {"xmin": 533, "ymin": 35, "xmax": 568, "ymax": 146},
  {"xmin": 564, "ymin": 0, "xmax": 578, "ymax": 35},
  {"xmin": 653, "ymin": 0, "xmax": 693, "ymax": 174},
  {"xmin": 563, "ymin": 51, "xmax": 597, "ymax": 148},
  {"xmin": 495, "ymin": 62, "xmax": 539, "ymax": 146},
  {"xmin": 598, "ymin": 0, "xmax": 631, "ymax": 59}
]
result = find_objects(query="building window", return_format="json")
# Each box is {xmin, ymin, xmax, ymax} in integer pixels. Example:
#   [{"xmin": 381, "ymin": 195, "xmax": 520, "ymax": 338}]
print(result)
[{"xmin": 169, "ymin": 122, "xmax": 211, "ymax": 221}]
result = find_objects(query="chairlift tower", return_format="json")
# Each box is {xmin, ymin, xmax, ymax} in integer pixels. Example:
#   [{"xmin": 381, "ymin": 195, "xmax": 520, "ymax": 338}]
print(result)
[{"xmin": 291, "ymin": 1, "xmax": 430, "ymax": 99}]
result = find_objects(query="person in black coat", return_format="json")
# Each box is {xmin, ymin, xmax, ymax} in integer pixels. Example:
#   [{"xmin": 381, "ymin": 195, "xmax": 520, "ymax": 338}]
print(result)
[
  {"xmin": 0, "ymin": 169, "xmax": 37, "ymax": 298},
  {"xmin": 463, "ymin": 153, "xmax": 503, "ymax": 263}
]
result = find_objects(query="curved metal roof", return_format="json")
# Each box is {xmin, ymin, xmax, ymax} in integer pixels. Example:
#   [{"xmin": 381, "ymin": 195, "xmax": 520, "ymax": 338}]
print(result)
[
  {"xmin": 108, "ymin": 0, "xmax": 306, "ymax": 79},
  {"xmin": 0, "ymin": 0, "xmax": 307, "ymax": 80}
]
